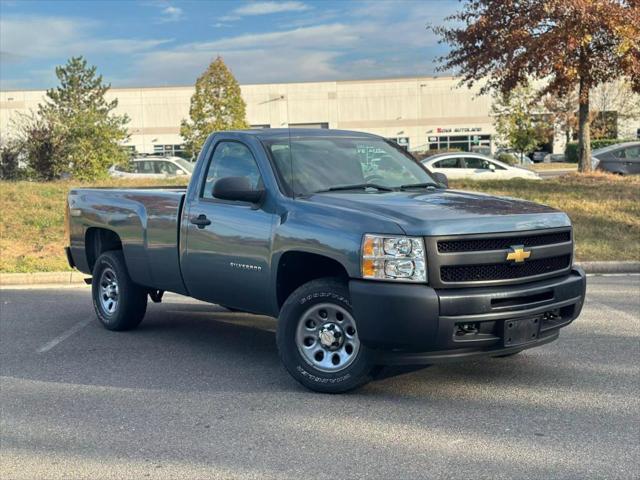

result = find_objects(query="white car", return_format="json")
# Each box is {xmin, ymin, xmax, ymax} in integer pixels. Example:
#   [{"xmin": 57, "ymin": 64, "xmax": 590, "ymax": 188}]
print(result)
[
  {"xmin": 422, "ymin": 153, "xmax": 541, "ymax": 180},
  {"xmin": 109, "ymin": 157, "xmax": 194, "ymax": 179}
]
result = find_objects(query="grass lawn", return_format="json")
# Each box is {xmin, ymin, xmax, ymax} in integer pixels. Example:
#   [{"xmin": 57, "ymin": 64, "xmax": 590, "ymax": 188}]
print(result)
[{"xmin": 0, "ymin": 173, "xmax": 638, "ymax": 273}]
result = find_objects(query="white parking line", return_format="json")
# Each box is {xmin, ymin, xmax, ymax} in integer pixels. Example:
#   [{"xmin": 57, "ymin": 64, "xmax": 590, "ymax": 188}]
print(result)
[{"xmin": 36, "ymin": 318, "xmax": 93, "ymax": 354}]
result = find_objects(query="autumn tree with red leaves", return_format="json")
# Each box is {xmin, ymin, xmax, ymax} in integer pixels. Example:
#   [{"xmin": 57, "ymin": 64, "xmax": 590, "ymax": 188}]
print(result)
[{"xmin": 434, "ymin": 0, "xmax": 639, "ymax": 172}]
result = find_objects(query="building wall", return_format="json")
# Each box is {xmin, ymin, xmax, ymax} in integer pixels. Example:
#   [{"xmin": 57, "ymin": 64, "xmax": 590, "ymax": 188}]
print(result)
[{"xmin": 2, "ymin": 76, "xmax": 637, "ymax": 156}]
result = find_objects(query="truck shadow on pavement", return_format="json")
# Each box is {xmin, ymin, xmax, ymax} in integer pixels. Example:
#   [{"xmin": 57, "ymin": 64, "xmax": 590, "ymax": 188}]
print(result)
[{"xmin": 6, "ymin": 295, "xmax": 636, "ymax": 403}]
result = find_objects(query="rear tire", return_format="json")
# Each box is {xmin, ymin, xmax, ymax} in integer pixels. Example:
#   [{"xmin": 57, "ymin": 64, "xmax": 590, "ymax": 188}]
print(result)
[
  {"xmin": 92, "ymin": 250, "xmax": 147, "ymax": 331},
  {"xmin": 276, "ymin": 278, "xmax": 378, "ymax": 393}
]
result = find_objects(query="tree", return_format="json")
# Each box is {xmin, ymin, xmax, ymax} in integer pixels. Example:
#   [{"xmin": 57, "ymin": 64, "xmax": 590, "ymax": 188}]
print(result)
[
  {"xmin": 542, "ymin": 90, "xmax": 579, "ymax": 146},
  {"xmin": 590, "ymin": 79, "xmax": 640, "ymax": 138},
  {"xmin": 492, "ymin": 84, "xmax": 551, "ymax": 163},
  {"xmin": 180, "ymin": 56, "xmax": 249, "ymax": 157},
  {"xmin": 38, "ymin": 56, "xmax": 129, "ymax": 180},
  {"xmin": 434, "ymin": 0, "xmax": 640, "ymax": 173}
]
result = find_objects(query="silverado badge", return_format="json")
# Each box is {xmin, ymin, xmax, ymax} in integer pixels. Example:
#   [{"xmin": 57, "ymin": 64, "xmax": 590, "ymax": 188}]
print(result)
[{"xmin": 506, "ymin": 245, "xmax": 531, "ymax": 263}]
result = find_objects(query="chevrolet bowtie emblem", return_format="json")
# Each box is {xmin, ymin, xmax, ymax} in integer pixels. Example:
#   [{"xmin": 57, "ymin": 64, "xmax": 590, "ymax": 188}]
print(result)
[{"xmin": 506, "ymin": 245, "xmax": 531, "ymax": 263}]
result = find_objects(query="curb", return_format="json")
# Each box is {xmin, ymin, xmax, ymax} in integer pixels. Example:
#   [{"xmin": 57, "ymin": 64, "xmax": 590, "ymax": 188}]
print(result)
[
  {"xmin": 1, "ymin": 262, "xmax": 639, "ymax": 287},
  {"xmin": 0, "ymin": 271, "xmax": 88, "ymax": 286},
  {"xmin": 576, "ymin": 261, "xmax": 640, "ymax": 274}
]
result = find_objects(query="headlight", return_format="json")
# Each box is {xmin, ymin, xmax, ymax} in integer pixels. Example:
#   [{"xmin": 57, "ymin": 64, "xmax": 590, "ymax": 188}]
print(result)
[{"xmin": 361, "ymin": 234, "xmax": 427, "ymax": 282}]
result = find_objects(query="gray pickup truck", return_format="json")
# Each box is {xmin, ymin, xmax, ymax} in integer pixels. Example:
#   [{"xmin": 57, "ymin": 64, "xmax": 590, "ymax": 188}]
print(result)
[{"xmin": 66, "ymin": 129, "xmax": 586, "ymax": 392}]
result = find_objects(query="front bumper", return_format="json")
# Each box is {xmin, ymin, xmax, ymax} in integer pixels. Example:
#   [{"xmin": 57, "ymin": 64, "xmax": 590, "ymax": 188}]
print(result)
[{"xmin": 349, "ymin": 267, "xmax": 586, "ymax": 365}]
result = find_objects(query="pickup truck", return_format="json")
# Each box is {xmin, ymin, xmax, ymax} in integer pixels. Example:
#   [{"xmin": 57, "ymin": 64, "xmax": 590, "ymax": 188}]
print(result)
[{"xmin": 66, "ymin": 129, "xmax": 586, "ymax": 393}]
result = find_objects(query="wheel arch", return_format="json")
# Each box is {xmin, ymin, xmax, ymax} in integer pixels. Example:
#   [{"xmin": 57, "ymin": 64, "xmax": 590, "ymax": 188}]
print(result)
[
  {"xmin": 275, "ymin": 250, "xmax": 350, "ymax": 310},
  {"xmin": 85, "ymin": 227, "xmax": 123, "ymax": 272}
]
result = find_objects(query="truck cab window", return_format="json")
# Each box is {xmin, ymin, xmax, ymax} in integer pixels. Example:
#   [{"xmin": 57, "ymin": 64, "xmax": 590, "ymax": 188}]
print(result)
[{"xmin": 203, "ymin": 141, "xmax": 261, "ymax": 198}]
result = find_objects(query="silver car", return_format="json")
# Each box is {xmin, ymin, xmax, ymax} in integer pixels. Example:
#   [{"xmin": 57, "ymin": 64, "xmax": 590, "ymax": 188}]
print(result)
[
  {"xmin": 109, "ymin": 157, "xmax": 194, "ymax": 179},
  {"xmin": 422, "ymin": 153, "xmax": 541, "ymax": 180},
  {"xmin": 592, "ymin": 142, "xmax": 640, "ymax": 175}
]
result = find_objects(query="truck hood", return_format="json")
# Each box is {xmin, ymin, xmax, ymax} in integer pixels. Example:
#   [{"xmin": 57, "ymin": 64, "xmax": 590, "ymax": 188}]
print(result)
[{"xmin": 306, "ymin": 189, "xmax": 570, "ymax": 236}]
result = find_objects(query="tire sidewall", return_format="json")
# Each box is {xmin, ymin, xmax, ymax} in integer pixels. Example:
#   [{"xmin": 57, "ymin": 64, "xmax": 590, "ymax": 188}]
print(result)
[
  {"xmin": 91, "ymin": 251, "xmax": 146, "ymax": 331},
  {"xmin": 277, "ymin": 279, "xmax": 375, "ymax": 393},
  {"xmin": 92, "ymin": 253, "xmax": 123, "ymax": 328}
]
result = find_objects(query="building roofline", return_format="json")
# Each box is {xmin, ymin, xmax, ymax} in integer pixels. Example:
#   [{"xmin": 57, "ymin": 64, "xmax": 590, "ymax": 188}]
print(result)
[{"xmin": 0, "ymin": 74, "xmax": 460, "ymax": 94}]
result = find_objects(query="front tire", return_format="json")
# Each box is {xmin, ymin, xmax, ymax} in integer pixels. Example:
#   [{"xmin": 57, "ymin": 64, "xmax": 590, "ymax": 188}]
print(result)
[
  {"xmin": 92, "ymin": 250, "xmax": 147, "ymax": 331},
  {"xmin": 276, "ymin": 278, "xmax": 378, "ymax": 393}
]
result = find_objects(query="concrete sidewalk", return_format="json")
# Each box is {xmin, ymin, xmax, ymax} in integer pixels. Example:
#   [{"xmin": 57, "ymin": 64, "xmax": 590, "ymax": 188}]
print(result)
[{"xmin": 2, "ymin": 262, "xmax": 639, "ymax": 286}]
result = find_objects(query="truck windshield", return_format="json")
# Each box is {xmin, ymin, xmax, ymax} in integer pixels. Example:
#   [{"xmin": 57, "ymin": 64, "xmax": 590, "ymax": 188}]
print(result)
[{"xmin": 262, "ymin": 136, "xmax": 436, "ymax": 196}]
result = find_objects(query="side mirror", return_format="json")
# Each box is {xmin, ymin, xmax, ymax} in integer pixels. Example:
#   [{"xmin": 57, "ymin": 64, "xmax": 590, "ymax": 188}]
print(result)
[
  {"xmin": 176, "ymin": 169, "xmax": 186, "ymax": 176},
  {"xmin": 213, "ymin": 176, "xmax": 264, "ymax": 203},
  {"xmin": 432, "ymin": 172, "xmax": 448, "ymax": 187},
  {"xmin": 488, "ymin": 163, "xmax": 496, "ymax": 171}
]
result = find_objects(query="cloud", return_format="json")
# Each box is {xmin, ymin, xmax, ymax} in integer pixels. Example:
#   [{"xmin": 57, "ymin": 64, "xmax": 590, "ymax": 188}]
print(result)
[
  {"xmin": 159, "ymin": 5, "xmax": 184, "ymax": 23},
  {"xmin": 0, "ymin": 15, "xmax": 171, "ymax": 61},
  {"xmin": 233, "ymin": 1, "xmax": 310, "ymax": 16}
]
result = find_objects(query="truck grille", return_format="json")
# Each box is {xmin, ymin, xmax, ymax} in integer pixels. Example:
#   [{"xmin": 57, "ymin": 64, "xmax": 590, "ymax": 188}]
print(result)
[
  {"xmin": 437, "ymin": 231, "xmax": 571, "ymax": 253},
  {"xmin": 441, "ymin": 255, "xmax": 571, "ymax": 283},
  {"xmin": 425, "ymin": 228, "xmax": 573, "ymax": 288}
]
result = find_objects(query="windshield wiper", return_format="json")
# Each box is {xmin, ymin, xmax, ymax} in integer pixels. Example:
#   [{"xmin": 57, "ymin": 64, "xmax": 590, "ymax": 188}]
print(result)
[
  {"xmin": 399, "ymin": 182, "xmax": 438, "ymax": 190},
  {"xmin": 315, "ymin": 183, "xmax": 395, "ymax": 193}
]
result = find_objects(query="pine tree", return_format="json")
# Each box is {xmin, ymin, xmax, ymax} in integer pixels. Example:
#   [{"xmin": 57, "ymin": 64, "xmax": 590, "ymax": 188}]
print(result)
[
  {"xmin": 180, "ymin": 56, "xmax": 249, "ymax": 157},
  {"xmin": 37, "ymin": 56, "xmax": 129, "ymax": 180}
]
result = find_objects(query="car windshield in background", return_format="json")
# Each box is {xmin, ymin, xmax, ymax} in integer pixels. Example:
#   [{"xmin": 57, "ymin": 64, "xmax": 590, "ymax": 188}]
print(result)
[{"xmin": 263, "ymin": 136, "xmax": 435, "ymax": 195}]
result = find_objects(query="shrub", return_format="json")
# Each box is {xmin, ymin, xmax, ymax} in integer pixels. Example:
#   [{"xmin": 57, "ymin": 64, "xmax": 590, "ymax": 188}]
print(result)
[
  {"xmin": 565, "ymin": 143, "xmax": 579, "ymax": 163},
  {"xmin": 0, "ymin": 141, "xmax": 22, "ymax": 180},
  {"xmin": 496, "ymin": 152, "xmax": 519, "ymax": 165}
]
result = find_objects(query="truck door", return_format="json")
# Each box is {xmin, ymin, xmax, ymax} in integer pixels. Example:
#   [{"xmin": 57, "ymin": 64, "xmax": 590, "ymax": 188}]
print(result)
[{"xmin": 181, "ymin": 140, "xmax": 274, "ymax": 313}]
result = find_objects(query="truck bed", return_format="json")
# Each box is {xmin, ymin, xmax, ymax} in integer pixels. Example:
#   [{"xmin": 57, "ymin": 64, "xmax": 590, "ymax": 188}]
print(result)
[{"xmin": 67, "ymin": 187, "xmax": 188, "ymax": 294}]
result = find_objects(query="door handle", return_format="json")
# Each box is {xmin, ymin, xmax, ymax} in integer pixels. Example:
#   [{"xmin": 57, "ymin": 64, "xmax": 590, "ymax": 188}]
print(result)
[{"xmin": 190, "ymin": 214, "xmax": 211, "ymax": 229}]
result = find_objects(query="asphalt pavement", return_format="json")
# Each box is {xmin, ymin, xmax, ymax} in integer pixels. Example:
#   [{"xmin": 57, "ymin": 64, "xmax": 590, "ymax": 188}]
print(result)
[{"xmin": 1, "ymin": 275, "xmax": 639, "ymax": 479}]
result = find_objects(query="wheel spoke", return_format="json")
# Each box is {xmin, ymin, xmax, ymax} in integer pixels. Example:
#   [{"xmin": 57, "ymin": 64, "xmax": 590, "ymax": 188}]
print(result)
[
  {"xmin": 295, "ymin": 302, "xmax": 360, "ymax": 373},
  {"xmin": 98, "ymin": 267, "xmax": 119, "ymax": 316}
]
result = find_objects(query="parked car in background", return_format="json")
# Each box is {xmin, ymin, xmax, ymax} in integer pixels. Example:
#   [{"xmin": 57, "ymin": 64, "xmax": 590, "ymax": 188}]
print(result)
[
  {"xmin": 592, "ymin": 142, "xmax": 640, "ymax": 175},
  {"xmin": 423, "ymin": 153, "xmax": 541, "ymax": 180},
  {"xmin": 531, "ymin": 151, "xmax": 549, "ymax": 163},
  {"xmin": 109, "ymin": 156, "xmax": 194, "ymax": 179},
  {"xmin": 546, "ymin": 153, "xmax": 566, "ymax": 163}
]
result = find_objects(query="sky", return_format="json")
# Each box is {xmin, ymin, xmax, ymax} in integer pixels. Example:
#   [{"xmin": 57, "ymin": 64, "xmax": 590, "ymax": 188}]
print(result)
[{"xmin": 0, "ymin": 0, "xmax": 459, "ymax": 90}]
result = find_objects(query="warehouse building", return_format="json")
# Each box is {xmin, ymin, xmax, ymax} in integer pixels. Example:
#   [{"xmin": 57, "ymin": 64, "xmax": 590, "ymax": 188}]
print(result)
[{"xmin": 1, "ymin": 75, "xmax": 637, "ymax": 157}]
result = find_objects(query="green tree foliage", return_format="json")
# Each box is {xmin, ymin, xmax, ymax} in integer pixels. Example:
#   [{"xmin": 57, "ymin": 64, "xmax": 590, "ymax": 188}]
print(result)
[
  {"xmin": 492, "ymin": 85, "xmax": 551, "ymax": 163},
  {"xmin": 35, "ymin": 56, "xmax": 129, "ymax": 180},
  {"xmin": 180, "ymin": 56, "xmax": 249, "ymax": 157}
]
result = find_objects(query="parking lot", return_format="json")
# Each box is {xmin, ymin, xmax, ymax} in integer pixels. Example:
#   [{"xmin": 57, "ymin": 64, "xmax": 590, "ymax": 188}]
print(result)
[{"xmin": 1, "ymin": 275, "xmax": 638, "ymax": 479}]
